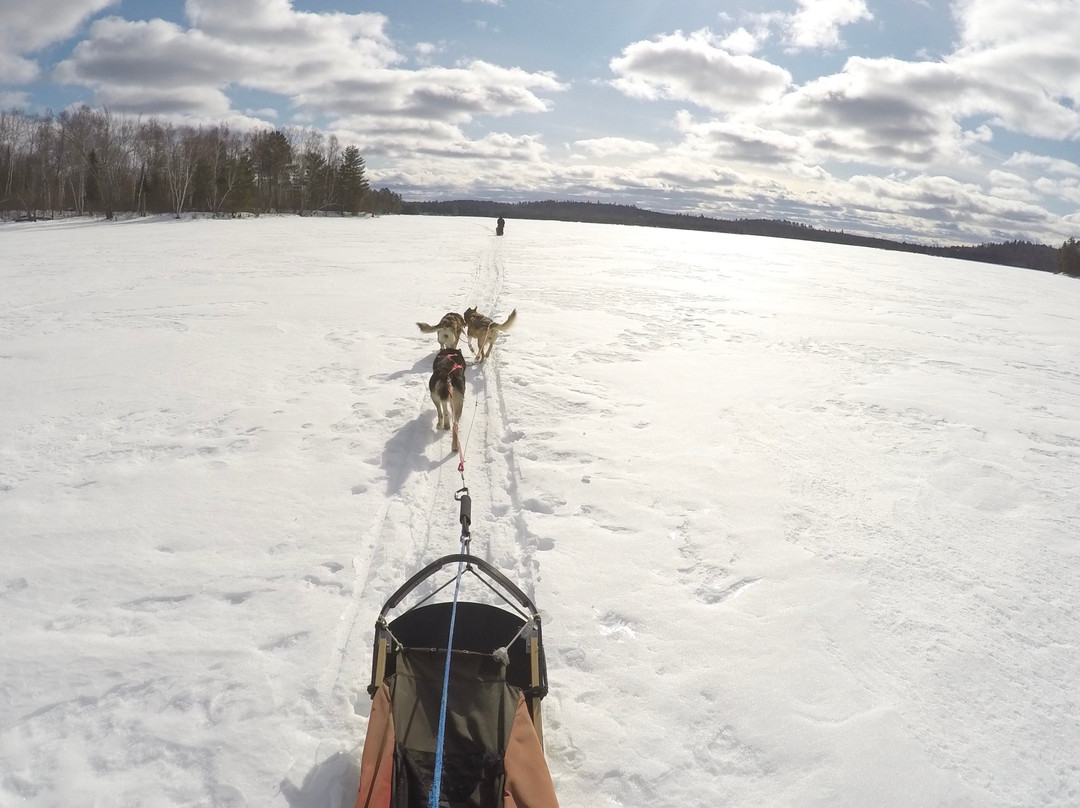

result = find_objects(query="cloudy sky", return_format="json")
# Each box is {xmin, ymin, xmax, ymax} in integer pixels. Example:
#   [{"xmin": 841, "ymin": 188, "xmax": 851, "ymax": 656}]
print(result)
[{"xmin": 1, "ymin": 0, "xmax": 1078, "ymax": 246}]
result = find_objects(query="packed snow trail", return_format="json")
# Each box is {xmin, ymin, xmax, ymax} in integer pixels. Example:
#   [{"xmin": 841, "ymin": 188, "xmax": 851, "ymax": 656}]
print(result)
[{"xmin": 320, "ymin": 228, "xmax": 541, "ymax": 728}]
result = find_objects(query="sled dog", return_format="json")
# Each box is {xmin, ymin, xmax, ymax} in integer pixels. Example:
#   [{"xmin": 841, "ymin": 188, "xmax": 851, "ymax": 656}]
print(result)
[
  {"xmin": 417, "ymin": 312, "xmax": 466, "ymax": 350},
  {"xmin": 429, "ymin": 347, "xmax": 466, "ymax": 450},
  {"xmin": 462, "ymin": 307, "xmax": 516, "ymax": 362}
]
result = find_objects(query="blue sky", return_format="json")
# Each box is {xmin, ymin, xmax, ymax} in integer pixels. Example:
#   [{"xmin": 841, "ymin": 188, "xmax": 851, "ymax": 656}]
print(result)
[{"xmin": 1, "ymin": 0, "xmax": 1078, "ymax": 246}]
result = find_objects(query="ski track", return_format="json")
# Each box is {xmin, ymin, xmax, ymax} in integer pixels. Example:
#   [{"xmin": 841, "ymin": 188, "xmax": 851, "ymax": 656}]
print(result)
[{"xmin": 318, "ymin": 234, "xmax": 542, "ymax": 736}]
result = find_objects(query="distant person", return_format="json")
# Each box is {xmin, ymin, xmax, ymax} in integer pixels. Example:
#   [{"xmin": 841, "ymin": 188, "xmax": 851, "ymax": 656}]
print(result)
[{"xmin": 496, "ymin": 216, "xmax": 505, "ymax": 236}]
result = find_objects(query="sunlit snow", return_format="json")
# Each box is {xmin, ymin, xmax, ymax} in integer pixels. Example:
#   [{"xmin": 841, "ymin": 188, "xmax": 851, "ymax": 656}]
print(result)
[{"xmin": 2, "ymin": 215, "xmax": 1079, "ymax": 807}]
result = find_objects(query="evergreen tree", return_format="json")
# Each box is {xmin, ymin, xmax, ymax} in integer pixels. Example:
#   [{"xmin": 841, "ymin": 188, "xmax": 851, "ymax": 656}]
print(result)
[
  {"xmin": 1057, "ymin": 238, "xmax": 1080, "ymax": 278},
  {"xmin": 337, "ymin": 146, "xmax": 369, "ymax": 214},
  {"xmin": 226, "ymin": 151, "xmax": 256, "ymax": 215},
  {"xmin": 295, "ymin": 149, "xmax": 329, "ymax": 214},
  {"xmin": 369, "ymin": 187, "xmax": 403, "ymax": 215},
  {"xmin": 251, "ymin": 129, "xmax": 292, "ymax": 213}
]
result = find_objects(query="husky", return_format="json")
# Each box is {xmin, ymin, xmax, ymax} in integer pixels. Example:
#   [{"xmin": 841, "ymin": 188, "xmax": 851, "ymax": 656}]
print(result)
[
  {"xmin": 416, "ymin": 312, "xmax": 466, "ymax": 350},
  {"xmin": 462, "ymin": 307, "xmax": 516, "ymax": 362},
  {"xmin": 429, "ymin": 347, "xmax": 466, "ymax": 450}
]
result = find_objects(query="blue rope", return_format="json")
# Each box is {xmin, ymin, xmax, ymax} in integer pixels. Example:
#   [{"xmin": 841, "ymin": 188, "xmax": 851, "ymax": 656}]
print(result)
[{"xmin": 428, "ymin": 537, "xmax": 468, "ymax": 808}]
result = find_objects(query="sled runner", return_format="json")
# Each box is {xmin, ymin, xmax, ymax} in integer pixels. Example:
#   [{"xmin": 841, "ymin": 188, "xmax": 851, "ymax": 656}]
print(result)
[{"xmin": 354, "ymin": 553, "xmax": 559, "ymax": 808}]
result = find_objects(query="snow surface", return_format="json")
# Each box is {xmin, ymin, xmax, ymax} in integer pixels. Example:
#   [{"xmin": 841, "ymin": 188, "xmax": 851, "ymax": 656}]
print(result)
[{"xmin": 2, "ymin": 214, "xmax": 1079, "ymax": 808}]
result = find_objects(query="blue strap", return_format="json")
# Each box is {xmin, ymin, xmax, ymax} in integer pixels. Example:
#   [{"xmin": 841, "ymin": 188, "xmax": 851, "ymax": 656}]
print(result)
[{"xmin": 428, "ymin": 539, "xmax": 468, "ymax": 808}]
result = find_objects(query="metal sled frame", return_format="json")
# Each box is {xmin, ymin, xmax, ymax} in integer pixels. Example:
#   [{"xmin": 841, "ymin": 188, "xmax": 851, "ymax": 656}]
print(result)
[{"xmin": 367, "ymin": 553, "xmax": 549, "ymax": 743}]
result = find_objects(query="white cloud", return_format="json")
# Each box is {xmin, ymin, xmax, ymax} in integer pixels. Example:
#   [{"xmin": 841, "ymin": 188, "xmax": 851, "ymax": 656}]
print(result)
[
  {"xmin": 413, "ymin": 42, "xmax": 444, "ymax": 66},
  {"xmin": 51, "ymin": 0, "xmax": 564, "ymax": 146},
  {"xmin": 1003, "ymin": 154, "xmax": 1080, "ymax": 207},
  {"xmin": 54, "ymin": 18, "xmax": 244, "ymax": 91},
  {"xmin": 0, "ymin": 52, "xmax": 39, "ymax": 85},
  {"xmin": 10, "ymin": 0, "xmax": 1076, "ymax": 245},
  {"xmin": 953, "ymin": 0, "xmax": 1065, "ymax": 48},
  {"xmin": 330, "ymin": 110, "xmax": 549, "ymax": 166},
  {"xmin": 52, "ymin": 2, "xmax": 402, "ymax": 108},
  {"xmin": 849, "ymin": 171, "xmax": 1057, "ymax": 235},
  {"xmin": 572, "ymin": 137, "xmax": 661, "ymax": 159},
  {"xmin": 0, "ymin": 90, "xmax": 31, "ymax": 109},
  {"xmin": 1005, "ymin": 152, "xmax": 1080, "ymax": 180},
  {"xmin": 672, "ymin": 111, "xmax": 809, "ymax": 167},
  {"xmin": 589, "ymin": 3, "xmax": 1076, "ymax": 245},
  {"xmin": 720, "ymin": 27, "xmax": 766, "ymax": 56},
  {"xmin": 0, "ymin": 0, "xmax": 117, "ymax": 83},
  {"xmin": 785, "ymin": 0, "xmax": 873, "ymax": 50},
  {"xmin": 947, "ymin": 0, "xmax": 1080, "ymax": 140},
  {"xmin": 185, "ymin": 0, "xmax": 397, "ymax": 67},
  {"xmin": 0, "ymin": 0, "xmax": 117, "ymax": 51},
  {"xmin": 364, "ymin": 130, "xmax": 554, "ymax": 197},
  {"xmin": 672, "ymin": 1, "xmax": 1079, "ymax": 180},
  {"xmin": 1033, "ymin": 176, "xmax": 1080, "ymax": 207},
  {"xmin": 743, "ymin": 0, "xmax": 872, "ymax": 53},
  {"xmin": 90, "ymin": 83, "xmax": 234, "ymax": 118},
  {"xmin": 754, "ymin": 57, "xmax": 971, "ymax": 169},
  {"xmin": 303, "ymin": 61, "xmax": 564, "ymax": 123},
  {"xmin": 986, "ymin": 169, "xmax": 1029, "ymax": 188},
  {"xmin": 332, "ymin": 113, "xmax": 466, "ymax": 148},
  {"xmin": 610, "ymin": 29, "xmax": 792, "ymax": 112},
  {"xmin": 986, "ymin": 170, "xmax": 1039, "ymax": 203}
]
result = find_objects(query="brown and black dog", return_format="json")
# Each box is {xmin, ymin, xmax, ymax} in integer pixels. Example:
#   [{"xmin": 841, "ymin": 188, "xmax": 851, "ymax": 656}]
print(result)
[
  {"xmin": 429, "ymin": 347, "xmax": 466, "ymax": 450},
  {"xmin": 462, "ymin": 307, "xmax": 516, "ymax": 362},
  {"xmin": 417, "ymin": 312, "xmax": 466, "ymax": 350}
]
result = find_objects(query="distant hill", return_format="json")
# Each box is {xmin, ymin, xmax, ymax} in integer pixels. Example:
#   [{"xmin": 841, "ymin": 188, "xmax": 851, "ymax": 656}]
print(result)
[{"xmin": 402, "ymin": 199, "xmax": 1059, "ymax": 274}]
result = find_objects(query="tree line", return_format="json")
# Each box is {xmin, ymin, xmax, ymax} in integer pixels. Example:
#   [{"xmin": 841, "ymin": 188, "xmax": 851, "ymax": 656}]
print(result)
[
  {"xmin": 1, "ymin": 106, "xmax": 403, "ymax": 220},
  {"xmin": 406, "ymin": 199, "xmax": 1080, "ymax": 277}
]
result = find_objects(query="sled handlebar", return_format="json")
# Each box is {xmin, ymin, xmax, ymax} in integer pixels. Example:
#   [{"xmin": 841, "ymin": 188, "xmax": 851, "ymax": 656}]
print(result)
[{"xmin": 378, "ymin": 553, "xmax": 540, "ymax": 619}]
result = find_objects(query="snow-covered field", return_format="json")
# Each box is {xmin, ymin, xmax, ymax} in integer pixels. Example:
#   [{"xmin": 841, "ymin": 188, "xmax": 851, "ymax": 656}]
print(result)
[{"xmin": 2, "ymin": 214, "xmax": 1079, "ymax": 808}]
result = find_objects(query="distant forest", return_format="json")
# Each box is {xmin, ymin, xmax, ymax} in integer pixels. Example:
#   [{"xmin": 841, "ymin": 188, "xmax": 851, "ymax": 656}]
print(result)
[
  {"xmin": 5, "ymin": 106, "xmax": 1078, "ymax": 277},
  {"xmin": 405, "ymin": 199, "xmax": 1080, "ymax": 277},
  {"xmin": 0, "ymin": 107, "xmax": 403, "ymax": 220}
]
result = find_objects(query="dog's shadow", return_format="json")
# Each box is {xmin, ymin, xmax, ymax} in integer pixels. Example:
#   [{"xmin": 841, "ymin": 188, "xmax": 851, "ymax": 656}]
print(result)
[
  {"xmin": 381, "ymin": 411, "xmax": 469, "ymax": 497},
  {"xmin": 373, "ymin": 353, "xmax": 432, "ymax": 382},
  {"xmin": 465, "ymin": 358, "xmax": 489, "ymax": 394},
  {"xmin": 382, "ymin": 414, "xmax": 439, "ymax": 495},
  {"xmin": 278, "ymin": 751, "xmax": 360, "ymax": 808}
]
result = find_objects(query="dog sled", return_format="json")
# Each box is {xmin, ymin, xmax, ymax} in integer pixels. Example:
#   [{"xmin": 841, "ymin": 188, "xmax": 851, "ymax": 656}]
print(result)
[{"xmin": 353, "ymin": 539, "xmax": 559, "ymax": 808}]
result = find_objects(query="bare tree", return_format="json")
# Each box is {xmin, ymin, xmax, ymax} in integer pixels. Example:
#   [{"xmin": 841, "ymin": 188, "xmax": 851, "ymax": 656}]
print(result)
[
  {"xmin": 323, "ymin": 133, "xmax": 342, "ymax": 212},
  {"xmin": 0, "ymin": 106, "xmax": 379, "ymax": 220},
  {"xmin": 86, "ymin": 108, "xmax": 138, "ymax": 219},
  {"xmin": 163, "ymin": 124, "xmax": 200, "ymax": 217},
  {"xmin": 56, "ymin": 106, "xmax": 97, "ymax": 215},
  {"xmin": 132, "ymin": 118, "xmax": 168, "ymax": 216},
  {"xmin": 194, "ymin": 125, "xmax": 224, "ymax": 214},
  {"xmin": 1, "ymin": 110, "xmax": 30, "ymax": 209},
  {"xmin": 216, "ymin": 127, "xmax": 255, "ymax": 215},
  {"xmin": 17, "ymin": 113, "xmax": 55, "ymax": 215}
]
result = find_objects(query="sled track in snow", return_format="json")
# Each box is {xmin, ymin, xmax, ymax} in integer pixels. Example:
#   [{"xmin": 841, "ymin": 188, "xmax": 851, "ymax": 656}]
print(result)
[
  {"xmin": 461, "ymin": 236, "xmax": 543, "ymax": 599},
  {"xmin": 321, "ymin": 235, "xmax": 542, "ymax": 711}
]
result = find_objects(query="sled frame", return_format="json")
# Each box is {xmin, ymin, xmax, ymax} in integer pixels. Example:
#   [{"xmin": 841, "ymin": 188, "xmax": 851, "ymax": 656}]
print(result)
[{"xmin": 367, "ymin": 553, "xmax": 548, "ymax": 743}]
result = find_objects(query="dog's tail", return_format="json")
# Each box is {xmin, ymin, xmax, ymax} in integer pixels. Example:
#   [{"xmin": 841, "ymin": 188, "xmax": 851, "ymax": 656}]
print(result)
[
  {"xmin": 417, "ymin": 321, "xmax": 439, "ymax": 333},
  {"xmin": 494, "ymin": 309, "xmax": 517, "ymax": 331}
]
